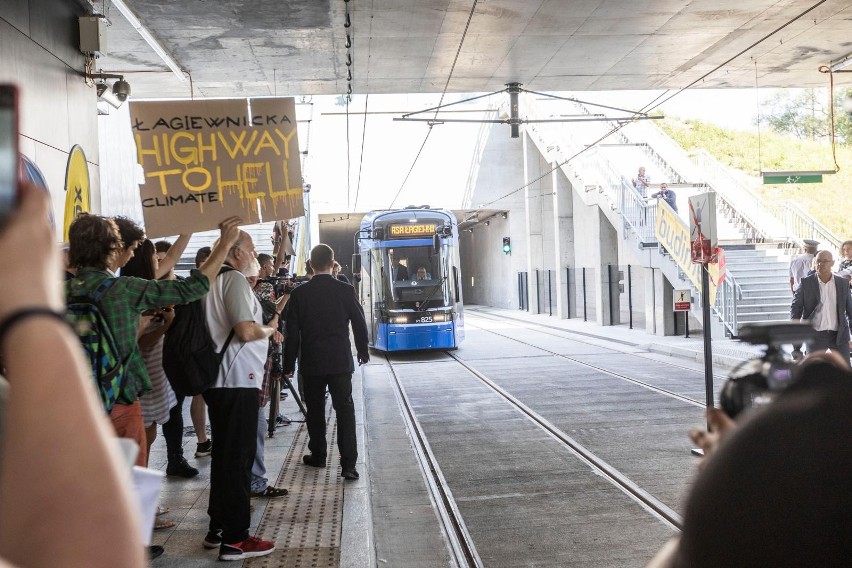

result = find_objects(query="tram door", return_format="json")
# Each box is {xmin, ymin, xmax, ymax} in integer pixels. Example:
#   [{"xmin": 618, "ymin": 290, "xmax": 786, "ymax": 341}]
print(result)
[{"xmin": 370, "ymin": 249, "xmax": 385, "ymax": 348}]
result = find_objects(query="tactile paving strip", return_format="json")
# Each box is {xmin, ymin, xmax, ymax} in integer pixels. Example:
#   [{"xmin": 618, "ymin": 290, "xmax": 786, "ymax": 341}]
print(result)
[{"xmin": 246, "ymin": 409, "xmax": 343, "ymax": 567}]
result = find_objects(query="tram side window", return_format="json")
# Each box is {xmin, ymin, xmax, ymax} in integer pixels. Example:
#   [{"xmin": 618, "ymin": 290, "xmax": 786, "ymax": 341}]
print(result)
[{"xmin": 372, "ymin": 249, "xmax": 387, "ymax": 306}]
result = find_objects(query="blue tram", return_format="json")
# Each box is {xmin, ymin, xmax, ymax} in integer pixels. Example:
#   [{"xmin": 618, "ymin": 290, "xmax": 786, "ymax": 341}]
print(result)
[{"xmin": 352, "ymin": 207, "xmax": 464, "ymax": 351}]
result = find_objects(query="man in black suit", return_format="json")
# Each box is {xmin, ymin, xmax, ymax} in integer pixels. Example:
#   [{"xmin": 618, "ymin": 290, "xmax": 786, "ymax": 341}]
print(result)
[
  {"xmin": 791, "ymin": 249, "xmax": 852, "ymax": 365},
  {"xmin": 283, "ymin": 244, "xmax": 369, "ymax": 479}
]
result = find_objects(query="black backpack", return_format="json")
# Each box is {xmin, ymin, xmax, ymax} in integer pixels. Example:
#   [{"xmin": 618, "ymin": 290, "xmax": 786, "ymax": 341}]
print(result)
[{"xmin": 162, "ymin": 266, "xmax": 235, "ymax": 396}]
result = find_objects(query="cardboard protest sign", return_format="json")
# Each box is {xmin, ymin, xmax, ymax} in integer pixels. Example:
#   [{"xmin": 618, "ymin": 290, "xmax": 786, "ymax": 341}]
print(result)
[{"xmin": 129, "ymin": 98, "xmax": 304, "ymax": 237}]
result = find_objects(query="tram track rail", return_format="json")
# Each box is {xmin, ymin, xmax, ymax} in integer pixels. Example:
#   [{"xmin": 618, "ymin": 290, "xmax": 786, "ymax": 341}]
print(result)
[
  {"xmin": 381, "ymin": 347, "xmax": 685, "ymax": 559},
  {"xmin": 465, "ymin": 311, "xmax": 729, "ymax": 408},
  {"xmin": 383, "ymin": 355, "xmax": 484, "ymax": 568}
]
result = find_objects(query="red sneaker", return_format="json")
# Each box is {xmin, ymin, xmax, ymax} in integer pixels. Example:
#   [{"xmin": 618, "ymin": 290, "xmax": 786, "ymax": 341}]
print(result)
[{"xmin": 218, "ymin": 536, "xmax": 275, "ymax": 561}]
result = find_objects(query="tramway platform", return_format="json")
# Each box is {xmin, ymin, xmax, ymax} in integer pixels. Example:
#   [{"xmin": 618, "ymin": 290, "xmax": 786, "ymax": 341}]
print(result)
[{"xmin": 149, "ymin": 305, "xmax": 763, "ymax": 567}]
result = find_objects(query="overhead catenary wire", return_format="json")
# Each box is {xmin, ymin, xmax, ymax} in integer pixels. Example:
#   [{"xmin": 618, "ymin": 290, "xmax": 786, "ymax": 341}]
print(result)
[
  {"xmin": 353, "ymin": 94, "xmax": 369, "ymax": 211},
  {"xmin": 479, "ymin": 0, "xmax": 830, "ymax": 208},
  {"xmin": 388, "ymin": 0, "xmax": 479, "ymax": 209},
  {"xmin": 346, "ymin": 94, "xmax": 351, "ymax": 210}
]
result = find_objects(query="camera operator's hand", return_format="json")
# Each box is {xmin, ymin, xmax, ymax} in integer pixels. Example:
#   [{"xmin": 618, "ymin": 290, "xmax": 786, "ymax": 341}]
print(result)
[
  {"xmin": 0, "ymin": 182, "xmax": 62, "ymax": 324},
  {"xmin": 688, "ymin": 408, "xmax": 736, "ymax": 467}
]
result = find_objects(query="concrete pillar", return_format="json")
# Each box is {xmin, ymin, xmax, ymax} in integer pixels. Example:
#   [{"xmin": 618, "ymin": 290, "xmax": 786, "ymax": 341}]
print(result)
[
  {"xmin": 596, "ymin": 210, "xmax": 619, "ymax": 326},
  {"xmin": 551, "ymin": 165, "xmax": 575, "ymax": 319},
  {"xmin": 652, "ymin": 268, "xmax": 676, "ymax": 336},
  {"xmin": 523, "ymin": 133, "xmax": 545, "ymax": 313},
  {"xmin": 644, "ymin": 268, "xmax": 656, "ymax": 334}
]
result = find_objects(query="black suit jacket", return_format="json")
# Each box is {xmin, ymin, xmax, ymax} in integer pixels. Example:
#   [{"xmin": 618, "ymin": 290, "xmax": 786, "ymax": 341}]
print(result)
[
  {"xmin": 283, "ymin": 274, "xmax": 369, "ymax": 375},
  {"xmin": 791, "ymin": 273, "xmax": 852, "ymax": 347}
]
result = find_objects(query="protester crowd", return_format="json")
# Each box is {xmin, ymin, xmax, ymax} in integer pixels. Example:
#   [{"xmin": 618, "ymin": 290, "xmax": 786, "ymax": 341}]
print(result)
[{"xmin": 0, "ymin": 178, "xmax": 369, "ymax": 565}]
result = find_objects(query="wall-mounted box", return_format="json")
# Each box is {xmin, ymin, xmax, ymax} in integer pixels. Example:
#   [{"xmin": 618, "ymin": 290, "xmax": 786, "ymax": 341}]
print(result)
[{"xmin": 79, "ymin": 16, "xmax": 107, "ymax": 56}]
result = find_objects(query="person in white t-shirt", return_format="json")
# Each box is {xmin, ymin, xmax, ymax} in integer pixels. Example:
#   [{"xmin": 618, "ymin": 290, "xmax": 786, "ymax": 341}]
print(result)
[
  {"xmin": 789, "ymin": 239, "xmax": 819, "ymax": 293},
  {"xmin": 201, "ymin": 230, "xmax": 281, "ymax": 561}
]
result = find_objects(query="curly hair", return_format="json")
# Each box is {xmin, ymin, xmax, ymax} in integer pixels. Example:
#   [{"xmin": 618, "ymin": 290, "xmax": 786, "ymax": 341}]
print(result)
[
  {"xmin": 112, "ymin": 216, "xmax": 145, "ymax": 251},
  {"xmin": 68, "ymin": 214, "xmax": 123, "ymax": 270}
]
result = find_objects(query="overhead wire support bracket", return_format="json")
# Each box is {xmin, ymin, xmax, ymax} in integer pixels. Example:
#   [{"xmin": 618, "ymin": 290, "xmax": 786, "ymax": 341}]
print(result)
[{"xmin": 393, "ymin": 83, "xmax": 663, "ymax": 138}]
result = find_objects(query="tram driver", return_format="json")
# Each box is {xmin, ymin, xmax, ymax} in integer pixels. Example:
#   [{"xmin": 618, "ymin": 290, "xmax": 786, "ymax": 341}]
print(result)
[{"xmin": 416, "ymin": 266, "xmax": 432, "ymax": 280}]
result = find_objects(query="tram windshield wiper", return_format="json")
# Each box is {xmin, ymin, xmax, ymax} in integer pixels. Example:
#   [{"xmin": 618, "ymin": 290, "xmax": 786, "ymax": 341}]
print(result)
[{"xmin": 418, "ymin": 276, "xmax": 447, "ymax": 310}]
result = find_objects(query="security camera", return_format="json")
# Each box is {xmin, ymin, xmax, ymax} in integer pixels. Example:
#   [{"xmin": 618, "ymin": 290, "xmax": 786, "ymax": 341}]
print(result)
[{"xmin": 112, "ymin": 79, "xmax": 131, "ymax": 102}]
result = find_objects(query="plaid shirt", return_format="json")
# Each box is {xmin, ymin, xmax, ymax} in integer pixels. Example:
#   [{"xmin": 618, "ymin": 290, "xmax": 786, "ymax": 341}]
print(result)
[{"xmin": 66, "ymin": 267, "xmax": 210, "ymax": 405}]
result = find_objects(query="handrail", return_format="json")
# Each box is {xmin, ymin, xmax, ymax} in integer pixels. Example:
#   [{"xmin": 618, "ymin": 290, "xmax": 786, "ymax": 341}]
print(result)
[
  {"xmin": 623, "ymin": 123, "xmax": 774, "ymax": 243},
  {"xmin": 767, "ymin": 200, "xmax": 843, "ymax": 251},
  {"xmin": 691, "ymin": 150, "xmax": 786, "ymax": 242},
  {"xmin": 524, "ymin": 95, "xmax": 744, "ymax": 334},
  {"xmin": 712, "ymin": 271, "xmax": 742, "ymax": 337},
  {"xmin": 523, "ymin": 95, "xmax": 657, "ymax": 246}
]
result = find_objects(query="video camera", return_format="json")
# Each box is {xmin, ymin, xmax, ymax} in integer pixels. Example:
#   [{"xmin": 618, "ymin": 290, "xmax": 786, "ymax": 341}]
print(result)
[
  {"xmin": 264, "ymin": 275, "xmax": 308, "ymax": 296},
  {"xmin": 720, "ymin": 322, "xmax": 817, "ymax": 418}
]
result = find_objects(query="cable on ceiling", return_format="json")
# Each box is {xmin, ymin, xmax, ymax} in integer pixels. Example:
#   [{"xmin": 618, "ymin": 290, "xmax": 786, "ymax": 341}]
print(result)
[
  {"xmin": 388, "ymin": 0, "xmax": 479, "ymax": 208},
  {"xmin": 479, "ymin": 0, "xmax": 830, "ymax": 208}
]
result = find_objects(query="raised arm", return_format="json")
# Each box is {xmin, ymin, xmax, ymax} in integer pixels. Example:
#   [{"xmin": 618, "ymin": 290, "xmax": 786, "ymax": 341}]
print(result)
[{"xmin": 154, "ymin": 233, "xmax": 190, "ymax": 279}]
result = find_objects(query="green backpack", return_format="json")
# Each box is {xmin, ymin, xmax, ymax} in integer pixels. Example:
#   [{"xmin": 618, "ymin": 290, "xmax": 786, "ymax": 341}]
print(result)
[{"xmin": 65, "ymin": 278, "xmax": 127, "ymax": 412}]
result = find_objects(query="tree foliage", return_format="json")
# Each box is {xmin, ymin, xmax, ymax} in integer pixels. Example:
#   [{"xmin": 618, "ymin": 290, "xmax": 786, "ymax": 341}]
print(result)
[{"xmin": 759, "ymin": 88, "xmax": 852, "ymax": 144}]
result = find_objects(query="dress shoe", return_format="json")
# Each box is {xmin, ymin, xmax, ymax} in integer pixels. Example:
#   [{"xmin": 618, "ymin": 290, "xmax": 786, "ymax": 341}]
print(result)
[
  {"xmin": 341, "ymin": 468, "xmax": 359, "ymax": 480},
  {"xmin": 302, "ymin": 454, "xmax": 326, "ymax": 468}
]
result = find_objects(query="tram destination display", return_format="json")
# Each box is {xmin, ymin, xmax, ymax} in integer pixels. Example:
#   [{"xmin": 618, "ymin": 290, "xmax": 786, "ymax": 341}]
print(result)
[{"xmin": 388, "ymin": 222, "xmax": 437, "ymax": 237}]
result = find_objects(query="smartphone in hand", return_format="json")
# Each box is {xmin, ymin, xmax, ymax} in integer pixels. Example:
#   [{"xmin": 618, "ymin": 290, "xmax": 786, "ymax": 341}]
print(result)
[{"xmin": 0, "ymin": 85, "xmax": 19, "ymax": 229}]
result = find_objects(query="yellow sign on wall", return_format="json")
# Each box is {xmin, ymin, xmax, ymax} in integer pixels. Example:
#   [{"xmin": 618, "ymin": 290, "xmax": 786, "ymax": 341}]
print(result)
[
  {"xmin": 655, "ymin": 200, "xmax": 718, "ymax": 304},
  {"xmin": 63, "ymin": 145, "xmax": 90, "ymax": 242},
  {"xmin": 129, "ymin": 98, "xmax": 305, "ymax": 238}
]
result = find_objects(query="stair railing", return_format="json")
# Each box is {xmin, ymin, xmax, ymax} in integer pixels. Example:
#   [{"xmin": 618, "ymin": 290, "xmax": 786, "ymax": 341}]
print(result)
[
  {"xmin": 523, "ymin": 95, "xmax": 658, "ymax": 247},
  {"xmin": 713, "ymin": 271, "xmax": 742, "ymax": 337},
  {"xmin": 767, "ymin": 200, "xmax": 843, "ymax": 252}
]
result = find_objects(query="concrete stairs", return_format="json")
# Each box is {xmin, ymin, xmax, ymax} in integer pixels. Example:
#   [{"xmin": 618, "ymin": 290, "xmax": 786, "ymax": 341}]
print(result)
[{"xmin": 723, "ymin": 246, "xmax": 793, "ymax": 326}]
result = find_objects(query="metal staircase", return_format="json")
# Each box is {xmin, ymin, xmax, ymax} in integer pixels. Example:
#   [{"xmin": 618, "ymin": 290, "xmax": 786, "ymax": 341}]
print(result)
[{"xmin": 520, "ymin": 93, "xmax": 844, "ymax": 336}]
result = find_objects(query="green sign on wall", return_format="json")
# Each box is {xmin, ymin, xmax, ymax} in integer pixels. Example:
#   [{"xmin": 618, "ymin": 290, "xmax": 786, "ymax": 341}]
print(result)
[{"xmin": 763, "ymin": 174, "xmax": 823, "ymax": 184}]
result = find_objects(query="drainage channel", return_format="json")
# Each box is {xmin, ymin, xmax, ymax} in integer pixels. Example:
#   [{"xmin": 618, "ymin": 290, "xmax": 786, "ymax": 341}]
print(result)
[
  {"xmin": 445, "ymin": 350, "xmax": 685, "ymax": 531},
  {"xmin": 384, "ymin": 354, "xmax": 484, "ymax": 568}
]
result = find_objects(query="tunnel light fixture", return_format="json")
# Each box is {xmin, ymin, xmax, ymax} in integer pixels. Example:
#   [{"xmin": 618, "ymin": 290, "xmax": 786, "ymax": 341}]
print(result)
[
  {"xmin": 829, "ymin": 52, "xmax": 852, "ymax": 72},
  {"xmin": 109, "ymin": 0, "xmax": 186, "ymax": 83}
]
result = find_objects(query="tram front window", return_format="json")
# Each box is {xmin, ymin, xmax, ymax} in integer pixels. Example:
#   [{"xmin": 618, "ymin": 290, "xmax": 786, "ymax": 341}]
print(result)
[{"xmin": 385, "ymin": 246, "xmax": 448, "ymax": 309}]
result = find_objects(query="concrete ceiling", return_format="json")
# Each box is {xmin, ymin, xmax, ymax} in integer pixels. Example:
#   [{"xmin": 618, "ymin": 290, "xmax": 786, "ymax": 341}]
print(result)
[{"xmin": 94, "ymin": 0, "xmax": 852, "ymax": 99}]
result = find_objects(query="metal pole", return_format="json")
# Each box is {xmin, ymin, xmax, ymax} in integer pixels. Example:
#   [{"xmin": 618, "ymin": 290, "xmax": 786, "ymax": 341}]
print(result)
[
  {"xmin": 685, "ymin": 311, "xmax": 690, "ymax": 339},
  {"xmin": 701, "ymin": 265, "xmax": 714, "ymax": 414},
  {"xmin": 518, "ymin": 273, "xmax": 522, "ymax": 310},
  {"xmin": 627, "ymin": 265, "xmax": 633, "ymax": 330},
  {"xmin": 582, "ymin": 268, "xmax": 587, "ymax": 322},
  {"xmin": 548, "ymin": 270, "xmax": 552, "ymax": 316},
  {"xmin": 566, "ymin": 267, "xmax": 571, "ymax": 319},
  {"xmin": 535, "ymin": 270, "xmax": 541, "ymax": 314}
]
